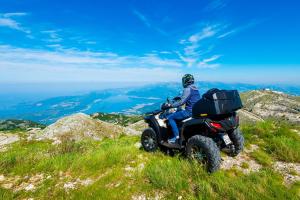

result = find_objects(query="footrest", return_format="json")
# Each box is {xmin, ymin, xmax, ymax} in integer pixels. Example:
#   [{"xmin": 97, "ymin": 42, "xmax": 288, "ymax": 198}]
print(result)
[{"xmin": 161, "ymin": 142, "xmax": 182, "ymax": 149}]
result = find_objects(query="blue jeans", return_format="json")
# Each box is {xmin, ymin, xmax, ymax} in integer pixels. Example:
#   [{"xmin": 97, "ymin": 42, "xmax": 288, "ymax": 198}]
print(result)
[{"xmin": 167, "ymin": 110, "xmax": 191, "ymax": 138}]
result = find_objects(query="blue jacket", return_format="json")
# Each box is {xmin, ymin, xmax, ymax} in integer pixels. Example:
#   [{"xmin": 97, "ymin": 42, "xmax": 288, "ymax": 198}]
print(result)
[{"xmin": 171, "ymin": 84, "xmax": 201, "ymax": 113}]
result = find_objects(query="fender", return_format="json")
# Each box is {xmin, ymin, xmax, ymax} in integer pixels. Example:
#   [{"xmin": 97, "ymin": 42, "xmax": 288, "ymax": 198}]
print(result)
[
  {"xmin": 180, "ymin": 118, "xmax": 206, "ymax": 142},
  {"xmin": 146, "ymin": 115, "xmax": 163, "ymax": 142}
]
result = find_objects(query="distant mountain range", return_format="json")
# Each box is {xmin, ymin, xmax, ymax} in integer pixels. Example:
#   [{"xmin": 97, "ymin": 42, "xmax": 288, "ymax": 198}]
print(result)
[{"xmin": 0, "ymin": 82, "xmax": 299, "ymax": 124}]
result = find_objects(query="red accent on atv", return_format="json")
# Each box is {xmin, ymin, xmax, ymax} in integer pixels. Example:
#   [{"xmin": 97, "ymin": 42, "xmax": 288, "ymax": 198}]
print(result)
[
  {"xmin": 209, "ymin": 122, "xmax": 225, "ymax": 133},
  {"xmin": 210, "ymin": 122, "xmax": 222, "ymax": 129}
]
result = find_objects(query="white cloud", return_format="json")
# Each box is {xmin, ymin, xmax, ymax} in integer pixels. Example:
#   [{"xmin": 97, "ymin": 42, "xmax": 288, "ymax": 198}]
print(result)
[
  {"xmin": 41, "ymin": 30, "xmax": 63, "ymax": 43},
  {"xmin": 132, "ymin": 9, "xmax": 168, "ymax": 36},
  {"xmin": 0, "ymin": 45, "xmax": 183, "ymax": 82},
  {"xmin": 217, "ymin": 20, "xmax": 265, "ymax": 39},
  {"xmin": 197, "ymin": 55, "xmax": 221, "ymax": 68},
  {"xmin": 202, "ymin": 55, "xmax": 221, "ymax": 63},
  {"xmin": 0, "ymin": 61, "xmax": 182, "ymax": 83},
  {"xmin": 133, "ymin": 9, "xmax": 151, "ymax": 28},
  {"xmin": 188, "ymin": 26, "xmax": 217, "ymax": 43},
  {"xmin": 46, "ymin": 44, "xmax": 63, "ymax": 49},
  {"xmin": 85, "ymin": 41, "xmax": 97, "ymax": 45},
  {"xmin": 218, "ymin": 29, "xmax": 236, "ymax": 38},
  {"xmin": 2, "ymin": 12, "xmax": 28, "ymax": 17},
  {"xmin": 140, "ymin": 53, "xmax": 182, "ymax": 67},
  {"xmin": 176, "ymin": 51, "xmax": 197, "ymax": 67},
  {"xmin": 178, "ymin": 24, "xmax": 222, "ymax": 67},
  {"xmin": 159, "ymin": 51, "xmax": 172, "ymax": 55},
  {"xmin": 0, "ymin": 12, "xmax": 30, "ymax": 34},
  {"xmin": 0, "ymin": 18, "xmax": 19, "ymax": 29},
  {"xmin": 204, "ymin": 0, "xmax": 227, "ymax": 12},
  {"xmin": 177, "ymin": 19, "xmax": 262, "ymax": 68}
]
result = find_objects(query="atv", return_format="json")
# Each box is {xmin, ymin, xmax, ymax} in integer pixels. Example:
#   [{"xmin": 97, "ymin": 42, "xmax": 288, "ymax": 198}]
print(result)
[{"xmin": 141, "ymin": 89, "xmax": 244, "ymax": 172}]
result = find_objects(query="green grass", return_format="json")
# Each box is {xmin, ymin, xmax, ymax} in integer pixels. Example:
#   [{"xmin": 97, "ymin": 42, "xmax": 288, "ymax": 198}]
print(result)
[
  {"xmin": 91, "ymin": 113, "xmax": 142, "ymax": 126},
  {"xmin": 0, "ymin": 187, "xmax": 14, "ymax": 199},
  {"xmin": 241, "ymin": 120, "xmax": 300, "ymax": 162},
  {"xmin": 0, "ymin": 121, "xmax": 300, "ymax": 199},
  {"xmin": 241, "ymin": 162, "xmax": 250, "ymax": 169},
  {"xmin": 144, "ymin": 156, "xmax": 190, "ymax": 193},
  {"xmin": 143, "ymin": 156, "xmax": 299, "ymax": 200},
  {"xmin": 250, "ymin": 149, "xmax": 273, "ymax": 167}
]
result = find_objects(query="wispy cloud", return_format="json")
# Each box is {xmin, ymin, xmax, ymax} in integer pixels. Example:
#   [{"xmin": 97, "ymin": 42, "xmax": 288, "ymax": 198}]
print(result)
[
  {"xmin": 0, "ymin": 45, "xmax": 182, "ymax": 82},
  {"xmin": 217, "ymin": 29, "xmax": 236, "ymax": 39},
  {"xmin": 197, "ymin": 55, "xmax": 221, "ymax": 68},
  {"xmin": 0, "ymin": 12, "xmax": 30, "ymax": 34},
  {"xmin": 188, "ymin": 26, "xmax": 217, "ymax": 43},
  {"xmin": 159, "ymin": 51, "xmax": 172, "ymax": 55},
  {"xmin": 41, "ymin": 30, "xmax": 63, "ymax": 43},
  {"xmin": 218, "ymin": 19, "xmax": 265, "ymax": 39},
  {"xmin": 177, "ymin": 18, "xmax": 262, "ymax": 68},
  {"xmin": 46, "ymin": 44, "xmax": 63, "ymax": 49},
  {"xmin": 178, "ymin": 24, "xmax": 223, "ymax": 68},
  {"xmin": 85, "ymin": 41, "xmax": 97, "ymax": 45},
  {"xmin": 73, "ymin": 36, "xmax": 97, "ymax": 45},
  {"xmin": 2, "ymin": 12, "xmax": 27, "ymax": 17},
  {"xmin": 204, "ymin": 0, "xmax": 227, "ymax": 12},
  {"xmin": 133, "ymin": 9, "xmax": 151, "ymax": 28},
  {"xmin": 0, "ymin": 8, "xmax": 265, "ymax": 83},
  {"xmin": 132, "ymin": 9, "xmax": 168, "ymax": 36},
  {"xmin": 0, "ymin": 45, "xmax": 182, "ymax": 69}
]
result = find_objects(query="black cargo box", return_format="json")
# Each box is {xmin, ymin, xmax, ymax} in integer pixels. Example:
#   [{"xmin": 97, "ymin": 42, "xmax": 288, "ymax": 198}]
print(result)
[{"xmin": 192, "ymin": 89, "xmax": 243, "ymax": 118}]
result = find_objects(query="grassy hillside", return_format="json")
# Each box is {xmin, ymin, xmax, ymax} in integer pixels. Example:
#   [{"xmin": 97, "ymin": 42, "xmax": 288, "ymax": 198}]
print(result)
[
  {"xmin": 0, "ymin": 121, "xmax": 299, "ymax": 199},
  {"xmin": 0, "ymin": 119, "xmax": 45, "ymax": 131},
  {"xmin": 91, "ymin": 113, "xmax": 143, "ymax": 126}
]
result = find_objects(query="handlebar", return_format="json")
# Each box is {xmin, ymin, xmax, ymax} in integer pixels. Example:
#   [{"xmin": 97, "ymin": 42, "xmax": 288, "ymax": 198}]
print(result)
[
  {"xmin": 145, "ymin": 96, "xmax": 181, "ymax": 116},
  {"xmin": 145, "ymin": 109, "xmax": 162, "ymax": 115}
]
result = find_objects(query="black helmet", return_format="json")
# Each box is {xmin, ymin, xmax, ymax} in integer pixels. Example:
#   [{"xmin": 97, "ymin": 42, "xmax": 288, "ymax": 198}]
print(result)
[{"xmin": 182, "ymin": 74, "xmax": 194, "ymax": 88}]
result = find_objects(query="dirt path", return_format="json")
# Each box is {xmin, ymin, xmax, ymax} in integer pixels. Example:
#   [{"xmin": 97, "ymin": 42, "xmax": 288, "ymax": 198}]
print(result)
[{"xmin": 239, "ymin": 109, "xmax": 264, "ymax": 122}]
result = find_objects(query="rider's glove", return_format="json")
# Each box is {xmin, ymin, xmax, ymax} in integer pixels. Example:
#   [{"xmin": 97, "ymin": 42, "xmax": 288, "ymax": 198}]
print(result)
[{"xmin": 161, "ymin": 103, "xmax": 172, "ymax": 110}]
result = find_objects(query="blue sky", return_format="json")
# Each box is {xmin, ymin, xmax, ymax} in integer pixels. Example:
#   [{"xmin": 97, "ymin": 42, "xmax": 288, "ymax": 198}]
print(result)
[{"xmin": 0, "ymin": 0, "xmax": 299, "ymax": 84}]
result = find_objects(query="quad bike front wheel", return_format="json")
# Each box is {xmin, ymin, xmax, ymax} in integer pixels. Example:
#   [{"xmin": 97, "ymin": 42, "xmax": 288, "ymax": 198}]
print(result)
[
  {"xmin": 141, "ymin": 128, "xmax": 158, "ymax": 152},
  {"xmin": 186, "ymin": 135, "xmax": 221, "ymax": 173}
]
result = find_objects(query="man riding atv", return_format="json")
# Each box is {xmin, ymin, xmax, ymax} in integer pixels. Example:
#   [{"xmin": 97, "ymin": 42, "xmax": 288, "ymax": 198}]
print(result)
[
  {"xmin": 161, "ymin": 74, "xmax": 201, "ymax": 143},
  {"xmin": 141, "ymin": 75, "xmax": 244, "ymax": 172}
]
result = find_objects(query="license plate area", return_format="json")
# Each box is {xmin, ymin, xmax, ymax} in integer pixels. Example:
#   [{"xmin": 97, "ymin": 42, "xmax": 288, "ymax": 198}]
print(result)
[{"xmin": 222, "ymin": 134, "xmax": 232, "ymax": 145}]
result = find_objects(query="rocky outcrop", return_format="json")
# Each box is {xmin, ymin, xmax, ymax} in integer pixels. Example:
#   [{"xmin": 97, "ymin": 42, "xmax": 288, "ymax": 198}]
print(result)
[
  {"xmin": 221, "ymin": 144, "xmax": 262, "ymax": 174},
  {"xmin": 41, "ymin": 113, "xmax": 135, "ymax": 142},
  {"xmin": 241, "ymin": 90, "xmax": 300, "ymax": 124},
  {"xmin": 0, "ymin": 132, "xmax": 19, "ymax": 151},
  {"xmin": 273, "ymin": 161, "xmax": 300, "ymax": 185},
  {"xmin": 126, "ymin": 120, "xmax": 148, "ymax": 132},
  {"xmin": 238, "ymin": 109, "xmax": 264, "ymax": 123}
]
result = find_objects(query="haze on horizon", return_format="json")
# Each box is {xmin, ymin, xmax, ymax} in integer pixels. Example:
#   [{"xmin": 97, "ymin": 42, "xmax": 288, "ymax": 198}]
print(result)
[{"xmin": 0, "ymin": 0, "xmax": 299, "ymax": 85}]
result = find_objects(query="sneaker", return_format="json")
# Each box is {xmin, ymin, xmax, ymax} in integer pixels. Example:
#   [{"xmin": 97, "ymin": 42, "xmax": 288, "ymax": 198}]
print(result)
[{"xmin": 168, "ymin": 137, "xmax": 179, "ymax": 144}]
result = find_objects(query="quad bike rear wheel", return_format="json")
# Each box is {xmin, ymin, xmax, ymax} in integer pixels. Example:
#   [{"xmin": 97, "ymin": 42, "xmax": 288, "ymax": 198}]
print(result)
[
  {"xmin": 228, "ymin": 128, "xmax": 244, "ymax": 157},
  {"xmin": 141, "ymin": 128, "xmax": 158, "ymax": 152},
  {"xmin": 186, "ymin": 135, "xmax": 221, "ymax": 173}
]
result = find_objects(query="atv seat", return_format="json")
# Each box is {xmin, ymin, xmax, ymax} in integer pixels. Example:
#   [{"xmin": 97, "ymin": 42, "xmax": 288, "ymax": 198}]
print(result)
[
  {"xmin": 182, "ymin": 117, "xmax": 192, "ymax": 123},
  {"xmin": 175, "ymin": 117, "xmax": 192, "ymax": 127}
]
